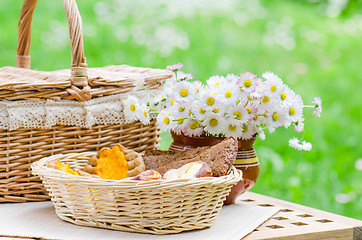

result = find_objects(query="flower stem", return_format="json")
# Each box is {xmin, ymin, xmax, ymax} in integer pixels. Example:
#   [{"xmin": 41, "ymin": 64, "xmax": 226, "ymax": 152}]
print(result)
[{"xmin": 143, "ymin": 86, "xmax": 157, "ymax": 97}]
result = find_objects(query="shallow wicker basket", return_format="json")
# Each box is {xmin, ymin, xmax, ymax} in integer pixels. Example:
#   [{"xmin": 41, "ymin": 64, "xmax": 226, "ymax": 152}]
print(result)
[
  {"xmin": 31, "ymin": 152, "xmax": 243, "ymax": 235},
  {"xmin": 0, "ymin": 0, "xmax": 172, "ymax": 203}
]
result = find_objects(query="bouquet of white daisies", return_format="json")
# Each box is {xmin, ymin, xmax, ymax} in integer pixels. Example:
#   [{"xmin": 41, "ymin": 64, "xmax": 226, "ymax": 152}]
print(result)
[{"xmin": 123, "ymin": 63, "xmax": 322, "ymax": 151}]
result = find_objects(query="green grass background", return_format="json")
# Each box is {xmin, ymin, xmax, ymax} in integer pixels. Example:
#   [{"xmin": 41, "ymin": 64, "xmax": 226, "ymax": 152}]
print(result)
[{"xmin": 0, "ymin": 0, "xmax": 361, "ymax": 219}]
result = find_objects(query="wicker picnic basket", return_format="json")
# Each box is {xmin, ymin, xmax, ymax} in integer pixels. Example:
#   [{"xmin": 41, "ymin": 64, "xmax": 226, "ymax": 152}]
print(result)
[
  {"xmin": 31, "ymin": 152, "xmax": 243, "ymax": 234},
  {"xmin": 0, "ymin": 0, "xmax": 172, "ymax": 203}
]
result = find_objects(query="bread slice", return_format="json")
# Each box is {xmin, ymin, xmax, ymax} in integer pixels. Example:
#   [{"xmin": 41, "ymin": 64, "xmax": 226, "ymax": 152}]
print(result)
[{"xmin": 143, "ymin": 137, "xmax": 238, "ymax": 177}]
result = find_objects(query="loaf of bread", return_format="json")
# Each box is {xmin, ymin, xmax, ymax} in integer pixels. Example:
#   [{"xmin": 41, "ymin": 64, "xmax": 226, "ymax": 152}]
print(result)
[{"xmin": 143, "ymin": 137, "xmax": 238, "ymax": 177}]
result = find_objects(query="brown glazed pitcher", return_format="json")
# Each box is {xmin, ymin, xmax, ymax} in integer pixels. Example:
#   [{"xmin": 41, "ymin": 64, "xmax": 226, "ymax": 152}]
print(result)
[{"xmin": 169, "ymin": 132, "xmax": 259, "ymax": 205}]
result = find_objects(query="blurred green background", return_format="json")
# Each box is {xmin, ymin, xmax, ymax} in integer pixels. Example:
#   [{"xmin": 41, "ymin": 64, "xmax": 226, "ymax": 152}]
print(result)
[{"xmin": 0, "ymin": 0, "xmax": 361, "ymax": 219}]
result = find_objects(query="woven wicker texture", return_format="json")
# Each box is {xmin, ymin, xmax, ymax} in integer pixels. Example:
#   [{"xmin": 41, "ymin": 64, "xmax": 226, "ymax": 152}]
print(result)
[
  {"xmin": 0, "ymin": 0, "xmax": 171, "ymax": 202},
  {"xmin": 0, "ymin": 120, "xmax": 160, "ymax": 203},
  {"xmin": 32, "ymin": 152, "xmax": 242, "ymax": 235}
]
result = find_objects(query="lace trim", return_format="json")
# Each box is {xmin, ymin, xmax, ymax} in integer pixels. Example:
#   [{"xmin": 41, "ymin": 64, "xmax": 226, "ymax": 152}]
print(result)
[{"xmin": 0, "ymin": 90, "xmax": 158, "ymax": 130}]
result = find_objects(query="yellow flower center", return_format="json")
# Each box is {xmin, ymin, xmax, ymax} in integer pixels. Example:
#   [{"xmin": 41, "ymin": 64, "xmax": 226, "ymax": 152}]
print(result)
[
  {"xmin": 225, "ymin": 91, "xmax": 232, "ymax": 98},
  {"xmin": 212, "ymin": 108, "xmax": 219, "ymax": 113},
  {"xmin": 179, "ymin": 107, "xmax": 185, "ymax": 112},
  {"xmin": 244, "ymin": 80, "xmax": 252, "ymax": 87},
  {"xmin": 272, "ymin": 112, "xmax": 279, "ymax": 121},
  {"xmin": 199, "ymin": 108, "xmax": 206, "ymax": 114},
  {"xmin": 163, "ymin": 117, "xmax": 170, "ymax": 125},
  {"xmin": 206, "ymin": 97, "xmax": 215, "ymax": 106},
  {"xmin": 190, "ymin": 122, "xmax": 198, "ymax": 129},
  {"xmin": 262, "ymin": 96, "xmax": 270, "ymax": 103},
  {"xmin": 171, "ymin": 100, "xmax": 175, "ymax": 106},
  {"xmin": 210, "ymin": 118, "xmax": 218, "ymax": 127},
  {"xmin": 289, "ymin": 108, "xmax": 296, "ymax": 115},
  {"xmin": 242, "ymin": 124, "xmax": 248, "ymax": 132},
  {"xmin": 188, "ymin": 109, "xmax": 192, "ymax": 116},
  {"xmin": 143, "ymin": 111, "xmax": 148, "ymax": 118},
  {"xmin": 180, "ymin": 89, "xmax": 188, "ymax": 97},
  {"xmin": 228, "ymin": 125, "xmax": 237, "ymax": 132},
  {"xmin": 281, "ymin": 93, "xmax": 287, "ymax": 100},
  {"xmin": 177, "ymin": 118, "xmax": 184, "ymax": 125},
  {"xmin": 271, "ymin": 85, "xmax": 277, "ymax": 92},
  {"xmin": 246, "ymin": 108, "xmax": 251, "ymax": 114},
  {"xmin": 195, "ymin": 88, "xmax": 199, "ymax": 93},
  {"xmin": 215, "ymin": 83, "xmax": 220, "ymax": 86},
  {"xmin": 234, "ymin": 111, "xmax": 242, "ymax": 120},
  {"xmin": 247, "ymin": 95, "xmax": 253, "ymax": 101},
  {"xmin": 130, "ymin": 104, "xmax": 135, "ymax": 112}
]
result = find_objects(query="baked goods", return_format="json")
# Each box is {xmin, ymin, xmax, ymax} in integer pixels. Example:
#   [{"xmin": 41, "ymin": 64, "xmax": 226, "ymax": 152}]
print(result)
[
  {"xmin": 130, "ymin": 170, "xmax": 162, "ymax": 181},
  {"xmin": 144, "ymin": 147, "xmax": 208, "ymax": 171},
  {"xmin": 55, "ymin": 161, "xmax": 80, "ymax": 176},
  {"xmin": 143, "ymin": 137, "xmax": 237, "ymax": 177},
  {"xmin": 84, "ymin": 144, "xmax": 145, "ymax": 180},
  {"xmin": 163, "ymin": 161, "xmax": 212, "ymax": 180}
]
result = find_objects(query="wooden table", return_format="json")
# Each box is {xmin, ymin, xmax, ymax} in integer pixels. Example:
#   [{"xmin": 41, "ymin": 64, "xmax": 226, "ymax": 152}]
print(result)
[
  {"xmin": 0, "ymin": 192, "xmax": 360, "ymax": 240},
  {"xmin": 240, "ymin": 192, "xmax": 362, "ymax": 240}
]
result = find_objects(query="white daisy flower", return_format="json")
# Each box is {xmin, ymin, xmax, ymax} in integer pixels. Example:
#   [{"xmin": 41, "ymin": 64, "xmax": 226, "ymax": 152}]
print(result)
[
  {"xmin": 206, "ymin": 75, "xmax": 226, "ymax": 88},
  {"xmin": 256, "ymin": 126, "xmax": 266, "ymax": 140},
  {"xmin": 173, "ymin": 81, "xmax": 196, "ymax": 102},
  {"xmin": 171, "ymin": 101, "xmax": 190, "ymax": 119},
  {"xmin": 258, "ymin": 93, "xmax": 279, "ymax": 112},
  {"xmin": 238, "ymin": 72, "xmax": 261, "ymax": 94},
  {"xmin": 183, "ymin": 119, "xmax": 203, "ymax": 137},
  {"xmin": 156, "ymin": 110, "xmax": 173, "ymax": 132},
  {"xmin": 216, "ymin": 83, "xmax": 241, "ymax": 105},
  {"xmin": 177, "ymin": 71, "xmax": 193, "ymax": 81},
  {"xmin": 170, "ymin": 117, "xmax": 187, "ymax": 135},
  {"xmin": 133, "ymin": 75, "xmax": 145, "ymax": 91},
  {"xmin": 198, "ymin": 90, "xmax": 221, "ymax": 111},
  {"xmin": 223, "ymin": 119, "xmax": 243, "ymax": 138},
  {"xmin": 276, "ymin": 84, "xmax": 294, "ymax": 106},
  {"xmin": 262, "ymin": 71, "xmax": 283, "ymax": 82},
  {"xmin": 167, "ymin": 62, "xmax": 183, "ymax": 71},
  {"xmin": 288, "ymin": 137, "xmax": 312, "ymax": 151},
  {"xmin": 123, "ymin": 95, "xmax": 141, "ymax": 122},
  {"xmin": 259, "ymin": 75, "xmax": 283, "ymax": 96},
  {"xmin": 265, "ymin": 106, "xmax": 288, "ymax": 129},
  {"xmin": 287, "ymin": 94, "xmax": 304, "ymax": 123},
  {"xmin": 245, "ymin": 102, "xmax": 258, "ymax": 121},
  {"xmin": 137, "ymin": 104, "xmax": 150, "ymax": 125},
  {"xmin": 240, "ymin": 123, "xmax": 256, "ymax": 140},
  {"xmin": 294, "ymin": 120, "xmax": 304, "ymax": 133},
  {"xmin": 227, "ymin": 104, "xmax": 249, "ymax": 125},
  {"xmin": 225, "ymin": 73, "xmax": 240, "ymax": 84},
  {"xmin": 191, "ymin": 80, "xmax": 204, "ymax": 95},
  {"xmin": 312, "ymin": 96, "xmax": 322, "ymax": 118},
  {"xmin": 203, "ymin": 113, "xmax": 225, "ymax": 135},
  {"xmin": 191, "ymin": 101, "xmax": 208, "ymax": 121}
]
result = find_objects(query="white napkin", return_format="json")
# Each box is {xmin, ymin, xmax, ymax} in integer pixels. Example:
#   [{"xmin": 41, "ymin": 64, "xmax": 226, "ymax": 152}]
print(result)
[{"xmin": 0, "ymin": 200, "xmax": 278, "ymax": 240}]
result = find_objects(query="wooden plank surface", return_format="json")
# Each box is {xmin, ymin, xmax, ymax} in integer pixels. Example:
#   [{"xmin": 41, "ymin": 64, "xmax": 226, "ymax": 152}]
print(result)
[{"xmin": 241, "ymin": 192, "xmax": 362, "ymax": 240}]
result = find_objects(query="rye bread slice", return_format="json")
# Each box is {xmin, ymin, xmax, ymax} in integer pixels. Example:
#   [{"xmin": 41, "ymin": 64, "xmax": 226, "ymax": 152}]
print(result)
[
  {"xmin": 144, "ymin": 137, "xmax": 238, "ymax": 177},
  {"xmin": 143, "ymin": 147, "xmax": 208, "ymax": 172}
]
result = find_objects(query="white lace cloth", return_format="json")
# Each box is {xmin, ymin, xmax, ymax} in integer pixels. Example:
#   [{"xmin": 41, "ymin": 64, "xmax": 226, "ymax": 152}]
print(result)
[{"xmin": 0, "ymin": 90, "xmax": 157, "ymax": 130}]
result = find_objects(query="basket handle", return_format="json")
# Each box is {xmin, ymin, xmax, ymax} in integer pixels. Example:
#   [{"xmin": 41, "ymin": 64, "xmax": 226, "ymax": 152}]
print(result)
[{"xmin": 16, "ymin": 0, "xmax": 91, "ymax": 102}]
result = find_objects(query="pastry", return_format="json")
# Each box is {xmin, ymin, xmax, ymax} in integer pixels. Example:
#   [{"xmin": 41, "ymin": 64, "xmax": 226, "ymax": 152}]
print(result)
[
  {"xmin": 55, "ymin": 161, "xmax": 80, "ymax": 176},
  {"xmin": 84, "ymin": 144, "xmax": 145, "ymax": 180},
  {"xmin": 130, "ymin": 170, "xmax": 162, "ymax": 181}
]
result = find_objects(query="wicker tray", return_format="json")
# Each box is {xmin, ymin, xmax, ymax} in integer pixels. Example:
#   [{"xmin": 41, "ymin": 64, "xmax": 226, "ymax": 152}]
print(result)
[
  {"xmin": 0, "ymin": 0, "xmax": 172, "ymax": 203},
  {"xmin": 31, "ymin": 152, "xmax": 243, "ymax": 235}
]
